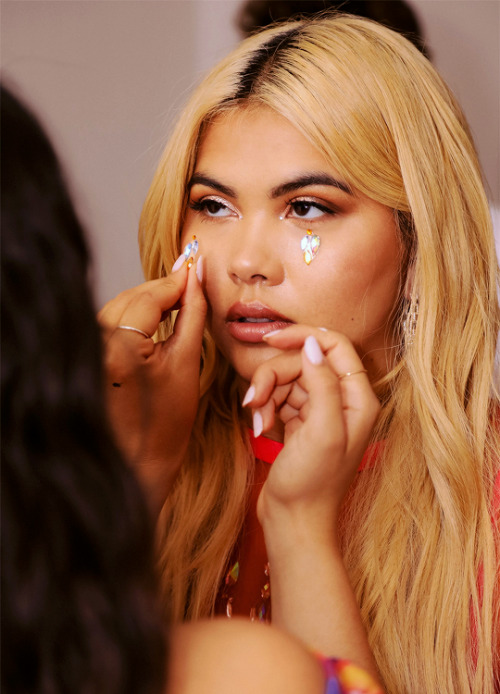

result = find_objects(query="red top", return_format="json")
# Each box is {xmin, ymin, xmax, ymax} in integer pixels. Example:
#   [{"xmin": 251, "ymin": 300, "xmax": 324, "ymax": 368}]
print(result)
[
  {"xmin": 247, "ymin": 429, "xmax": 383, "ymax": 469},
  {"xmin": 248, "ymin": 429, "xmax": 284, "ymax": 465}
]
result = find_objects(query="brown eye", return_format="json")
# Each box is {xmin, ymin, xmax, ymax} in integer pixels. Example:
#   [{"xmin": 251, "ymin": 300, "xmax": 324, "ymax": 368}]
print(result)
[
  {"xmin": 189, "ymin": 196, "xmax": 236, "ymax": 218},
  {"xmin": 293, "ymin": 201, "xmax": 313, "ymax": 216},
  {"xmin": 204, "ymin": 199, "xmax": 226, "ymax": 215},
  {"xmin": 287, "ymin": 199, "xmax": 334, "ymax": 220}
]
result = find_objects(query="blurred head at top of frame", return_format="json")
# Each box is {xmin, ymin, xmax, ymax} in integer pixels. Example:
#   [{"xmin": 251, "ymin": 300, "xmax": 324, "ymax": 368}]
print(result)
[
  {"xmin": 140, "ymin": 13, "xmax": 495, "ymax": 385},
  {"xmin": 236, "ymin": 0, "xmax": 429, "ymax": 57}
]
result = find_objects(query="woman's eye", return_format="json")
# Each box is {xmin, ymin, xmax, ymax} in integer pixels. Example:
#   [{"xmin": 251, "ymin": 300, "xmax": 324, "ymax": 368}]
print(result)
[
  {"xmin": 203, "ymin": 199, "xmax": 230, "ymax": 216},
  {"xmin": 189, "ymin": 197, "xmax": 236, "ymax": 218},
  {"xmin": 287, "ymin": 200, "xmax": 333, "ymax": 219}
]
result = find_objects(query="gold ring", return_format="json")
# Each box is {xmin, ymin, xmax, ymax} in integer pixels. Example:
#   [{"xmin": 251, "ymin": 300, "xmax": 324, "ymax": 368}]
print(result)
[{"xmin": 337, "ymin": 368, "xmax": 367, "ymax": 380}]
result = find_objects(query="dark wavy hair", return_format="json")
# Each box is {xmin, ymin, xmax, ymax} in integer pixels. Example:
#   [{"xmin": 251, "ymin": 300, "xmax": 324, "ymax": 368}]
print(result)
[{"xmin": 1, "ymin": 85, "xmax": 167, "ymax": 694}]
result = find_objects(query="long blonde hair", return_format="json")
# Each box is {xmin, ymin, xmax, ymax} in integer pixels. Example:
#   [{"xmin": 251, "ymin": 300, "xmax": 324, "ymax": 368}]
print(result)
[{"xmin": 139, "ymin": 14, "xmax": 500, "ymax": 693}]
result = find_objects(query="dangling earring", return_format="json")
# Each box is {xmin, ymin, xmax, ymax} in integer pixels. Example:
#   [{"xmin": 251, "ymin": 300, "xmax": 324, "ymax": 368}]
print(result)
[
  {"xmin": 183, "ymin": 235, "xmax": 199, "ymax": 268},
  {"xmin": 300, "ymin": 229, "xmax": 320, "ymax": 265},
  {"xmin": 402, "ymin": 296, "xmax": 419, "ymax": 346}
]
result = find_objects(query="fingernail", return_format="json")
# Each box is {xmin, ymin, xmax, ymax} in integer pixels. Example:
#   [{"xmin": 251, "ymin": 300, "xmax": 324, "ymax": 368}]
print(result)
[
  {"xmin": 318, "ymin": 327, "xmax": 328, "ymax": 332},
  {"xmin": 242, "ymin": 384, "xmax": 255, "ymax": 407},
  {"xmin": 172, "ymin": 254, "xmax": 185, "ymax": 272},
  {"xmin": 196, "ymin": 256, "xmax": 203, "ymax": 284},
  {"xmin": 253, "ymin": 410, "xmax": 263, "ymax": 438},
  {"xmin": 262, "ymin": 330, "xmax": 282, "ymax": 340},
  {"xmin": 304, "ymin": 335, "xmax": 324, "ymax": 365}
]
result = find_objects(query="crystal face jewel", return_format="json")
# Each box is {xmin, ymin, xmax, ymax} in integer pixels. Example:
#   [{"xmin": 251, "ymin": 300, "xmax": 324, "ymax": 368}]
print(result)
[
  {"xmin": 300, "ymin": 229, "xmax": 320, "ymax": 265},
  {"xmin": 183, "ymin": 235, "xmax": 199, "ymax": 260}
]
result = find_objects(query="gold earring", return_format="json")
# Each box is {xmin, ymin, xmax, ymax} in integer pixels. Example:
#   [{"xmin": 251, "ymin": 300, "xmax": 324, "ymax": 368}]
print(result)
[{"xmin": 402, "ymin": 296, "xmax": 419, "ymax": 346}]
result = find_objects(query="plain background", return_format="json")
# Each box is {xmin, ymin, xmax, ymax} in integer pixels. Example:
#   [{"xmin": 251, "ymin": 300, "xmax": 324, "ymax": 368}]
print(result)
[{"xmin": 2, "ymin": 0, "xmax": 499, "ymax": 307}]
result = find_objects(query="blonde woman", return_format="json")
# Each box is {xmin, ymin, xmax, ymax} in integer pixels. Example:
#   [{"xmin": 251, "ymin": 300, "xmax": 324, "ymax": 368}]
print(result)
[{"xmin": 100, "ymin": 14, "xmax": 500, "ymax": 693}]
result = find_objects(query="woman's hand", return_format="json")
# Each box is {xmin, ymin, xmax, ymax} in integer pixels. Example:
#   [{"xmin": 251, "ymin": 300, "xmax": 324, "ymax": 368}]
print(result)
[
  {"xmin": 98, "ymin": 260, "xmax": 207, "ymax": 515},
  {"xmin": 245, "ymin": 325, "xmax": 380, "ymax": 535},
  {"xmin": 242, "ymin": 325, "xmax": 382, "ymax": 681}
]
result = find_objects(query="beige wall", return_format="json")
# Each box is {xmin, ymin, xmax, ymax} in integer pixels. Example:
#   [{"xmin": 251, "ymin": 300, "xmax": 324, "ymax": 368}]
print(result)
[
  {"xmin": 1, "ymin": 1, "xmax": 241, "ymax": 305},
  {"xmin": 411, "ymin": 0, "xmax": 499, "ymax": 202},
  {"xmin": 2, "ymin": 0, "xmax": 498, "ymax": 306}
]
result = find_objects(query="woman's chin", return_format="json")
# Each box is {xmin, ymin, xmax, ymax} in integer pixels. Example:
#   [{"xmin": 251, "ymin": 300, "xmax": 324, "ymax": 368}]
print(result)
[{"xmin": 224, "ymin": 342, "xmax": 282, "ymax": 385}]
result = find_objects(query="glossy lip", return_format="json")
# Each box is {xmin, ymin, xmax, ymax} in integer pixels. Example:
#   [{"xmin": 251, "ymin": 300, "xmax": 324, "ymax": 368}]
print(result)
[{"xmin": 225, "ymin": 302, "xmax": 294, "ymax": 343}]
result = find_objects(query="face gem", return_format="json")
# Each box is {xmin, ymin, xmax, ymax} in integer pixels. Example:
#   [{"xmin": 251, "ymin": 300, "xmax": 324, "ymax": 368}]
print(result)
[
  {"xmin": 301, "ymin": 230, "xmax": 320, "ymax": 265},
  {"xmin": 183, "ymin": 236, "xmax": 199, "ymax": 260}
]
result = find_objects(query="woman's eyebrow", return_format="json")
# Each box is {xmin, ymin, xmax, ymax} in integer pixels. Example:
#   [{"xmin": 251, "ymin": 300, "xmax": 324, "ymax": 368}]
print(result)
[
  {"xmin": 270, "ymin": 173, "xmax": 352, "ymax": 198},
  {"xmin": 187, "ymin": 173, "xmax": 236, "ymax": 198}
]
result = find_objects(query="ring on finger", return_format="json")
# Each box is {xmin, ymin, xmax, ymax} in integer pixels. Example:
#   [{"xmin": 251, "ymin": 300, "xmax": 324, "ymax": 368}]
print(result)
[
  {"xmin": 117, "ymin": 325, "xmax": 151, "ymax": 339},
  {"xmin": 337, "ymin": 368, "xmax": 367, "ymax": 380}
]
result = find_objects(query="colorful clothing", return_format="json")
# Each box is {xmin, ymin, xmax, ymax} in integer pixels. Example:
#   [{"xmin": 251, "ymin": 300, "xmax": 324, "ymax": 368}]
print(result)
[{"xmin": 317, "ymin": 656, "xmax": 384, "ymax": 694}]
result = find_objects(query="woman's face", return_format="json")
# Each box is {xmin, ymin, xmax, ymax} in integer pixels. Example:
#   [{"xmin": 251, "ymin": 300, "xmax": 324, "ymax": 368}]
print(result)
[{"xmin": 182, "ymin": 108, "xmax": 402, "ymax": 385}]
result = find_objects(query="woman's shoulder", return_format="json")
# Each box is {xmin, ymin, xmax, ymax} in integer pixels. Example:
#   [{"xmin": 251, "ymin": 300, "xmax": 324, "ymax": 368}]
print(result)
[{"xmin": 167, "ymin": 618, "xmax": 325, "ymax": 694}]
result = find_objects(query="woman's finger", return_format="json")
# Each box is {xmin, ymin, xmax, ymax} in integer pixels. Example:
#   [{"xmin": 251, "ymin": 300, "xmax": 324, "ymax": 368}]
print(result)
[
  {"xmin": 168, "ymin": 257, "xmax": 207, "ymax": 362},
  {"xmin": 259, "ymin": 337, "xmax": 349, "ymax": 508},
  {"xmin": 264, "ymin": 325, "xmax": 376, "ymax": 418},
  {"xmin": 243, "ymin": 350, "xmax": 302, "ymax": 409},
  {"xmin": 282, "ymin": 381, "xmax": 308, "ymax": 412},
  {"xmin": 262, "ymin": 328, "xmax": 379, "ymax": 458},
  {"xmin": 263, "ymin": 324, "xmax": 364, "ymax": 374},
  {"xmin": 98, "ymin": 265, "xmax": 190, "ymax": 339},
  {"xmin": 277, "ymin": 381, "xmax": 309, "ymax": 426},
  {"xmin": 299, "ymin": 335, "xmax": 345, "ymax": 449},
  {"xmin": 278, "ymin": 401, "xmax": 307, "ymax": 427},
  {"xmin": 253, "ymin": 383, "xmax": 294, "ymax": 435}
]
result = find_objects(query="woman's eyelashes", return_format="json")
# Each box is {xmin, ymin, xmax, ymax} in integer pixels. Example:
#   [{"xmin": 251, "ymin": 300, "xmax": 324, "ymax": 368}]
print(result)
[
  {"xmin": 283, "ymin": 197, "xmax": 339, "ymax": 220},
  {"xmin": 188, "ymin": 195, "xmax": 241, "ymax": 219},
  {"xmin": 188, "ymin": 194, "xmax": 339, "ymax": 222}
]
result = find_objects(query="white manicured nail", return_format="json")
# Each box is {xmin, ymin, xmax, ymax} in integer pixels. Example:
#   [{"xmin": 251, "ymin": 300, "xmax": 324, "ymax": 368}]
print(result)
[
  {"xmin": 196, "ymin": 256, "xmax": 204, "ymax": 283},
  {"xmin": 304, "ymin": 335, "xmax": 324, "ymax": 365},
  {"xmin": 171, "ymin": 254, "xmax": 185, "ymax": 272},
  {"xmin": 242, "ymin": 384, "xmax": 255, "ymax": 407},
  {"xmin": 262, "ymin": 329, "xmax": 282, "ymax": 339},
  {"xmin": 253, "ymin": 410, "xmax": 263, "ymax": 438}
]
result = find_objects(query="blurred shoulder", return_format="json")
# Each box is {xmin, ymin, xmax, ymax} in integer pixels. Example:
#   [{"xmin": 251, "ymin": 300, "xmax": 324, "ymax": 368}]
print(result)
[{"xmin": 167, "ymin": 618, "xmax": 325, "ymax": 694}]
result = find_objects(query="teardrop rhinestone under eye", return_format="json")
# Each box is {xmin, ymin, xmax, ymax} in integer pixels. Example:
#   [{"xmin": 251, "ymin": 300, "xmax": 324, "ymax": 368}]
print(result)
[
  {"xmin": 183, "ymin": 235, "xmax": 199, "ymax": 260},
  {"xmin": 300, "ymin": 229, "xmax": 320, "ymax": 265}
]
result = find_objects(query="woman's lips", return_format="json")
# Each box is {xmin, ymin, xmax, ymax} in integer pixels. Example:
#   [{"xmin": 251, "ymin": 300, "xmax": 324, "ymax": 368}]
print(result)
[{"xmin": 225, "ymin": 302, "xmax": 294, "ymax": 343}]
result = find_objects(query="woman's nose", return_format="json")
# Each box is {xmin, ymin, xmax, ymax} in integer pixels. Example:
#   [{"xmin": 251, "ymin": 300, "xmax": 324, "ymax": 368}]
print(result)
[{"xmin": 227, "ymin": 220, "xmax": 284, "ymax": 286}]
